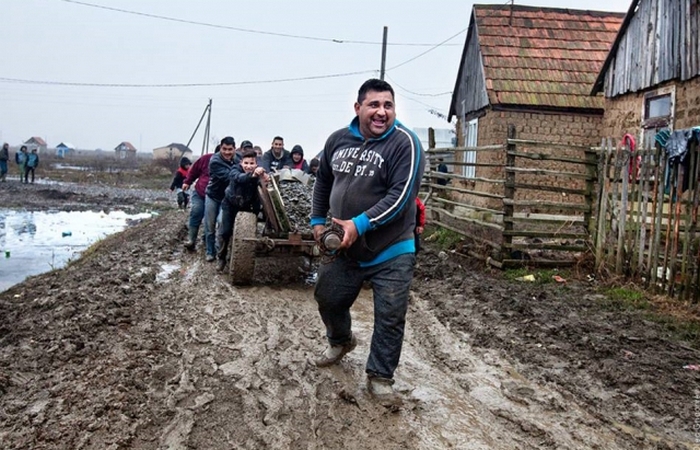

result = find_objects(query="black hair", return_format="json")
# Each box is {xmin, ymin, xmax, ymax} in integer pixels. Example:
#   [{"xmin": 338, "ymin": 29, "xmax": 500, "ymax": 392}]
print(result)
[
  {"xmin": 309, "ymin": 157, "xmax": 320, "ymax": 167},
  {"xmin": 214, "ymin": 144, "xmax": 221, "ymax": 153},
  {"xmin": 241, "ymin": 149, "xmax": 257, "ymax": 159},
  {"xmin": 180, "ymin": 156, "xmax": 192, "ymax": 168},
  {"xmin": 357, "ymin": 79, "xmax": 394, "ymax": 104},
  {"xmin": 220, "ymin": 136, "xmax": 235, "ymax": 147},
  {"xmin": 272, "ymin": 136, "xmax": 284, "ymax": 142}
]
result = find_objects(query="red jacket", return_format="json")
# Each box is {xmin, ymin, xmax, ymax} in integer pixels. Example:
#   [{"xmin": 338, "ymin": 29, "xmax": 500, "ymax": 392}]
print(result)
[
  {"xmin": 415, "ymin": 197, "xmax": 426, "ymax": 228},
  {"xmin": 183, "ymin": 153, "xmax": 214, "ymax": 198}
]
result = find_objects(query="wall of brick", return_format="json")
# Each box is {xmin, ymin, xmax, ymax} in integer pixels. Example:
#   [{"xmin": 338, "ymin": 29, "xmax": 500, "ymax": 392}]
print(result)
[
  {"xmin": 602, "ymin": 76, "xmax": 700, "ymax": 139},
  {"xmin": 453, "ymin": 108, "xmax": 603, "ymax": 210}
]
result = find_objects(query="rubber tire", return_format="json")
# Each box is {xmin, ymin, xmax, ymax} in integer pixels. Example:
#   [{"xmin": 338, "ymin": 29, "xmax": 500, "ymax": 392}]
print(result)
[{"xmin": 229, "ymin": 212, "xmax": 257, "ymax": 285}]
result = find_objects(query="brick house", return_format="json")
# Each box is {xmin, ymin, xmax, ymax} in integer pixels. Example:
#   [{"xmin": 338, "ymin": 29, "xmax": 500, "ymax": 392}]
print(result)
[
  {"xmin": 591, "ymin": 0, "xmax": 700, "ymax": 147},
  {"xmin": 447, "ymin": 4, "xmax": 624, "ymax": 206},
  {"xmin": 114, "ymin": 141, "xmax": 137, "ymax": 160}
]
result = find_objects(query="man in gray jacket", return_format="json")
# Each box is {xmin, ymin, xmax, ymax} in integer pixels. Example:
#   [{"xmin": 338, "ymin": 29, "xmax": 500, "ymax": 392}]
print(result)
[{"xmin": 310, "ymin": 79, "xmax": 425, "ymax": 401}]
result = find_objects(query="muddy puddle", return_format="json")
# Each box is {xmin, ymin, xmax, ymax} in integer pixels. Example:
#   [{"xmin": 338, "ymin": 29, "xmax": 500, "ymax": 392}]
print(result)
[{"xmin": 0, "ymin": 208, "xmax": 153, "ymax": 292}]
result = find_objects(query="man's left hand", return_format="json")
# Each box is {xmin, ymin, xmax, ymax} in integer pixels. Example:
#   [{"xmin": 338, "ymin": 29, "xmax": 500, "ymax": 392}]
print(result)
[{"xmin": 331, "ymin": 218, "xmax": 358, "ymax": 249}]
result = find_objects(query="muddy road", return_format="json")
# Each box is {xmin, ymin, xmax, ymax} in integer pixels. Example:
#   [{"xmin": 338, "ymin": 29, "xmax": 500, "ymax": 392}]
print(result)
[{"xmin": 0, "ymin": 183, "xmax": 699, "ymax": 449}]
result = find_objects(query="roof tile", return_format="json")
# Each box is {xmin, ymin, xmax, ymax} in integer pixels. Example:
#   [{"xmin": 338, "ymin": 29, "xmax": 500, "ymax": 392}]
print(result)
[{"xmin": 474, "ymin": 4, "xmax": 624, "ymax": 109}]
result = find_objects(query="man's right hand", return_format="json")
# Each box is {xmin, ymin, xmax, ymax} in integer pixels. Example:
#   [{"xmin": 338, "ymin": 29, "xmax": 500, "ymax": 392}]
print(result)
[
  {"xmin": 182, "ymin": 183, "xmax": 190, "ymax": 191},
  {"xmin": 313, "ymin": 225, "xmax": 325, "ymax": 243}
]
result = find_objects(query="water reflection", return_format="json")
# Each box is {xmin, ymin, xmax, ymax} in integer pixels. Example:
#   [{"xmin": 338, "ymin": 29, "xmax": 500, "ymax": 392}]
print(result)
[{"xmin": 0, "ymin": 209, "xmax": 153, "ymax": 292}]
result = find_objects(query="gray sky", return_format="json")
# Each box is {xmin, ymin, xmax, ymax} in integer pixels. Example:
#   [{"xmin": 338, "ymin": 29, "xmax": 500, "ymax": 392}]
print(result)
[{"xmin": 1, "ymin": 0, "xmax": 631, "ymax": 156}]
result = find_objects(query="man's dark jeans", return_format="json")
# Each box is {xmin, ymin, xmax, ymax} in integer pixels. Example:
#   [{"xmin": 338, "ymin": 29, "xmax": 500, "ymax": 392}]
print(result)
[
  {"xmin": 314, "ymin": 253, "xmax": 415, "ymax": 379},
  {"xmin": 187, "ymin": 191, "xmax": 206, "ymax": 245},
  {"xmin": 204, "ymin": 195, "xmax": 222, "ymax": 258}
]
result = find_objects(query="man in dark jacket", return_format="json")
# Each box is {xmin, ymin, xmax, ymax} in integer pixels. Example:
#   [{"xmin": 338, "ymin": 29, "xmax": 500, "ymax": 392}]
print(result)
[
  {"xmin": 203, "ymin": 136, "xmax": 236, "ymax": 262},
  {"xmin": 261, "ymin": 136, "xmax": 291, "ymax": 172},
  {"xmin": 216, "ymin": 149, "xmax": 268, "ymax": 271},
  {"xmin": 0, "ymin": 143, "xmax": 9, "ymax": 182},
  {"xmin": 310, "ymin": 79, "xmax": 425, "ymax": 401}
]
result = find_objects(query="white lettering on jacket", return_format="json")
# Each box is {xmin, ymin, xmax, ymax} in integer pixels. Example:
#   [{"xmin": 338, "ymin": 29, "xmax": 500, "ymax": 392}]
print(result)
[{"xmin": 331, "ymin": 146, "xmax": 385, "ymax": 177}]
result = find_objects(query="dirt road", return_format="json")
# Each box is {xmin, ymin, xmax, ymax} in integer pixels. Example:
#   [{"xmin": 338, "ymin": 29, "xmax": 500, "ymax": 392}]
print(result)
[{"xmin": 0, "ymin": 190, "xmax": 698, "ymax": 448}]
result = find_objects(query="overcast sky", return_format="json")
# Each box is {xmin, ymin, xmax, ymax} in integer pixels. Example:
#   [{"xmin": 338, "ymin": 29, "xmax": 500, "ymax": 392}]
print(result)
[{"xmin": 1, "ymin": 0, "xmax": 631, "ymax": 156}]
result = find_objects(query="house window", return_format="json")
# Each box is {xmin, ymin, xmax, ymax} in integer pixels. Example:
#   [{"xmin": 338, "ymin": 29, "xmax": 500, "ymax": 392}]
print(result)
[
  {"xmin": 462, "ymin": 118, "xmax": 478, "ymax": 178},
  {"xmin": 641, "ymin": 87, "xmax": 674, "ymax": 149}
]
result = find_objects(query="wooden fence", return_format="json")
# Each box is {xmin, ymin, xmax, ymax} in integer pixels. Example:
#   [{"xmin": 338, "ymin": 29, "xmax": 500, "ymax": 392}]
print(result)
[
  {"xmin": 595, "ymin": 139, "xmax": 700, "ymax": 301},
  {"xmin": 422, "ymin": 127, "xmax": 597, "ymax": 269}
]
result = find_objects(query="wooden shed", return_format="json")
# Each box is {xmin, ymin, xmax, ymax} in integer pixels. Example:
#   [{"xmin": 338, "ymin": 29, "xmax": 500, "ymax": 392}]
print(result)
[
  {"xmin": 447, "ymin": 4, "xmax": 624, "ymax": 207},
  {"xmin": 591, "ymin": 0, "xmax": 700, "ymax": 146}
]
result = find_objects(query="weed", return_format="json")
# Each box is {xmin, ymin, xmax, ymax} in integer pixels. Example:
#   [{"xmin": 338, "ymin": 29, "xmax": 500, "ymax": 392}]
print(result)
[
  {"xmin": 601, "ymin": 287, "xmax": 650, "ymax": 310},
  {"xmin": 424, "ymin": 227, "xmax": 462, "ymax": 251}
]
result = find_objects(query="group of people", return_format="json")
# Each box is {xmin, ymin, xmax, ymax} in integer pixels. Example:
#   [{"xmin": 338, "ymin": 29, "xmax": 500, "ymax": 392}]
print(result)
[
  {"xmin": 171, "ymin": 136, "xmax": 319, "ymax": 273},
  {"xmin": 0, "ymin": 143, "xmax": 40, "ymax": 183},
  {"xmin": 171, "ymin": 78, "xmax": 426, "ymax": 403}
]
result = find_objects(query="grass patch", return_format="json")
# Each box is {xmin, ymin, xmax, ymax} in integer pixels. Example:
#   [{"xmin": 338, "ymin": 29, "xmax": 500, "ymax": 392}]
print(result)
[
  {"xmin": 600, "ymin": 287, "xmax": 650, "ymax": 310},
  {"xmin": 504, "ymin": 268, "xmax": 569, "ymax": 285},
  {"xmin": 597, "ymin": 286, "xmax": 699, "ymax": 347},
  {"xmin": 424, "ymin": 227, "xmax": 462, "ymax": 251}
]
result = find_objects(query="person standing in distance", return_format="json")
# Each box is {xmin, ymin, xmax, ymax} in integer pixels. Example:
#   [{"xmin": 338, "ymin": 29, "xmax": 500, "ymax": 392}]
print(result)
[{"xmin": 310, "ymin": 79, "xmax": 425, "ymax": 400}]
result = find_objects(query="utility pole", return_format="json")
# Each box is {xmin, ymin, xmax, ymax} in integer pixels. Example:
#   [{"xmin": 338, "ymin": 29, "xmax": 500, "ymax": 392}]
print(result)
[{"xmin": 380, "ymin": 26, "xmax": 388, "ymax": 80}]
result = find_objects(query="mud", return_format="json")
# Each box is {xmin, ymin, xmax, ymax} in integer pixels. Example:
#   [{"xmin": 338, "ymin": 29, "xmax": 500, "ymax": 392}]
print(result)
[{"xmin": 0, "ymin": 182, "xmax": 699, "ymax": 449}]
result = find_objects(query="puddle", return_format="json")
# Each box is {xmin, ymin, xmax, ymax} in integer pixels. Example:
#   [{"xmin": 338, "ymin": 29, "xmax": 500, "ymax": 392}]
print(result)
[
  {"xmin": 156, "ymin": 263, "xmax": 181, "ymax": 283},
  {"xmin": 0, "ymin": 209, "xmax": 153, "ymax": 292}
]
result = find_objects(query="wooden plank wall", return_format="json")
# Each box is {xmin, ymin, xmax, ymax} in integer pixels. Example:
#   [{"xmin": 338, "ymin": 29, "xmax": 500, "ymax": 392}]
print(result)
[
  {"xmin": 595, "ymin": 140, "xmax": 700, "ymax": 301},
  {"xmin": 605, "ymin": 0, "xmax": 700, "ymax": 97}
]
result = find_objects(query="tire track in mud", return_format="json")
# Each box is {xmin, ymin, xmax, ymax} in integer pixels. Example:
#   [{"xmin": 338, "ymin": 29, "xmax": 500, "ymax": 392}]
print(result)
[{"xmin": 152, "ymin": 249, "xmax": 639, "ymax": 449}]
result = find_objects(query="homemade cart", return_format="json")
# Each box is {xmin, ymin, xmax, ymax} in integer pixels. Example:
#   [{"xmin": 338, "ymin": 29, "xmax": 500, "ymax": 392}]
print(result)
[{"xmin": 228, "ymin": 169, "xmax": 320, "ymax": 285}]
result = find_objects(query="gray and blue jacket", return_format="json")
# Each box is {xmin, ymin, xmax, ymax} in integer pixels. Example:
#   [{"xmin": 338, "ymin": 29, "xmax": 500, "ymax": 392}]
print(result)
[
  {"xmin": 206, "ymin": 153, "xmax": 235, "ymax": 202},
  {"xmin": 311, "ymin": 117, "xmax": 425, "ymax": 266}
]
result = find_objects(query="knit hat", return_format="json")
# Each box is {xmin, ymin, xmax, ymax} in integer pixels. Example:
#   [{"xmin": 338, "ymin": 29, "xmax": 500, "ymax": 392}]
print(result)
[
  {"xmin": 180, "ymin": 156, "xmax": 192, "ymax": 169},
  {"xmin": 240, "ymin": 140, "xmax": 253, "ymax": 149},
  {"xmin": 291, "ymin": 145, "xmax": 304, "ymax": 156}
]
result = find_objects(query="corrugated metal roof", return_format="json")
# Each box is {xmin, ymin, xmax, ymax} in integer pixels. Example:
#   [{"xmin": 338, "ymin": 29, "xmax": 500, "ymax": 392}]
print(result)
[{"xmin": 474, "ymin": 4, "xmax": 624, "ymax": 109}]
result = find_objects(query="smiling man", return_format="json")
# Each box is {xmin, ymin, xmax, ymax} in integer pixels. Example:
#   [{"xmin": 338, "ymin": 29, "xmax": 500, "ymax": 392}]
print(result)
[{"xmin": 310, "ymin": 79, "xmax": 425, "ymax": 402}]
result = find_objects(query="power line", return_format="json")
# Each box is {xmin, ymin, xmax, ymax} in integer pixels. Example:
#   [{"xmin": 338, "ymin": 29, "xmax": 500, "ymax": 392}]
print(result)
[
  {"xmin": 385, "ymin": 74, "xmax": 451, "ymax": 97},
  {"xmin": 0, "ymin": 69, "xmax": 377, "ymax": 88},
  {"xmin": 60, "ymin": 0, "xmax": 461, "ymax": 47},
  {"xmin": 386, "ymin": 27, "xmax": 467, "ymax": 72}
]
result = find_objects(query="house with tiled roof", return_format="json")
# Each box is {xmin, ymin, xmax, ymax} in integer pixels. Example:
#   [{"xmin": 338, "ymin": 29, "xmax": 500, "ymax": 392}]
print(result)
[
  {"xmin": 591, "ymin": 0, "xmax": 700, "ymax": 149},
  {"xmin": 152, "ymin": 143, "xmax": 194, "ymax": 161},
  {"xmin": 114, "ymin": 141, "xmax": 137, "ymax": 160},
  {"xmin": 447, "ymin": 4, "xmax": 624, "ymax": 204},
  {"xmin": 23, "ymin": 136, "xmax": 47, "ymax": 154}
]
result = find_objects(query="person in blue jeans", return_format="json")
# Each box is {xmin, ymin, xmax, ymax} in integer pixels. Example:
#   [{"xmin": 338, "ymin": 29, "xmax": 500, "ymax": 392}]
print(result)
[
  {"xmin": 204, "ymin": 136, "xmax": 236, "ymax": 262},
  {"xmin": 310, "ymin": 79, "xmax": 425, "ymax": 401},
  {"xmin": 182, "ymin": 145, "xmax": 219, "ymax": 253}
]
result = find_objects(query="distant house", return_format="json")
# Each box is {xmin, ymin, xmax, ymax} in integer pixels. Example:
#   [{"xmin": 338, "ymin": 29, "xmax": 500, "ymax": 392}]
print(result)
[
  {"xmin": 114, "ymin": 141, "xmax": 137, "ymax": 160},
  {"xmin": 24, "ymin": 136, "xmax": 47, "ymax": 154},
  {"xmin": 55, "ymin": 142, "xmax": 75, "ymax": 158},
  {"xmin": 447, "ymin": 4, "xmax": 624, "ymax": 204},
  {"xmin": 591, "ymin": 0, "xmax": 700, "ymax": 148},
  {"xmin": 152, "ymin": 143, "xmax": 194, "ymax": 161}
]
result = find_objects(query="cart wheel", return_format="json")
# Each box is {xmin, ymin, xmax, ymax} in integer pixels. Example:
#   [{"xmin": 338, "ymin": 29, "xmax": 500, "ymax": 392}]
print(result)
[{"xmin": 229, "ymin": 212, "xmax": 257, "ymax": 285}]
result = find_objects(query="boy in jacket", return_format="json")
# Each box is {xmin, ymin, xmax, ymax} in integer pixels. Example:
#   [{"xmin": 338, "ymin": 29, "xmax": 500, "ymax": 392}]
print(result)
[
  {"xmin": 216, "ymin": 149, "xmax": 268, "ymax": 272},
  {"xmin": 311, "ymin": 79, "xmax": 425, "ymax": 401},
  {"xmin": 170, "ymin": 156, "xmax": 192, "ymax": 209}
]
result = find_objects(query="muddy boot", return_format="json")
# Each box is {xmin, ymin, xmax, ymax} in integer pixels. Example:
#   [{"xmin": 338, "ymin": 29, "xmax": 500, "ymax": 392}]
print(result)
[
  {"xmin": 367, "ymin": 376, "xmax": 401, "ymax": 408},
  {"xmin": 315, "ymin": 335, "xmax": 357, "ymax": 367},
  {"xmin": 216, "ymin": 258, "xmax": 226, "ymax": 272}
]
